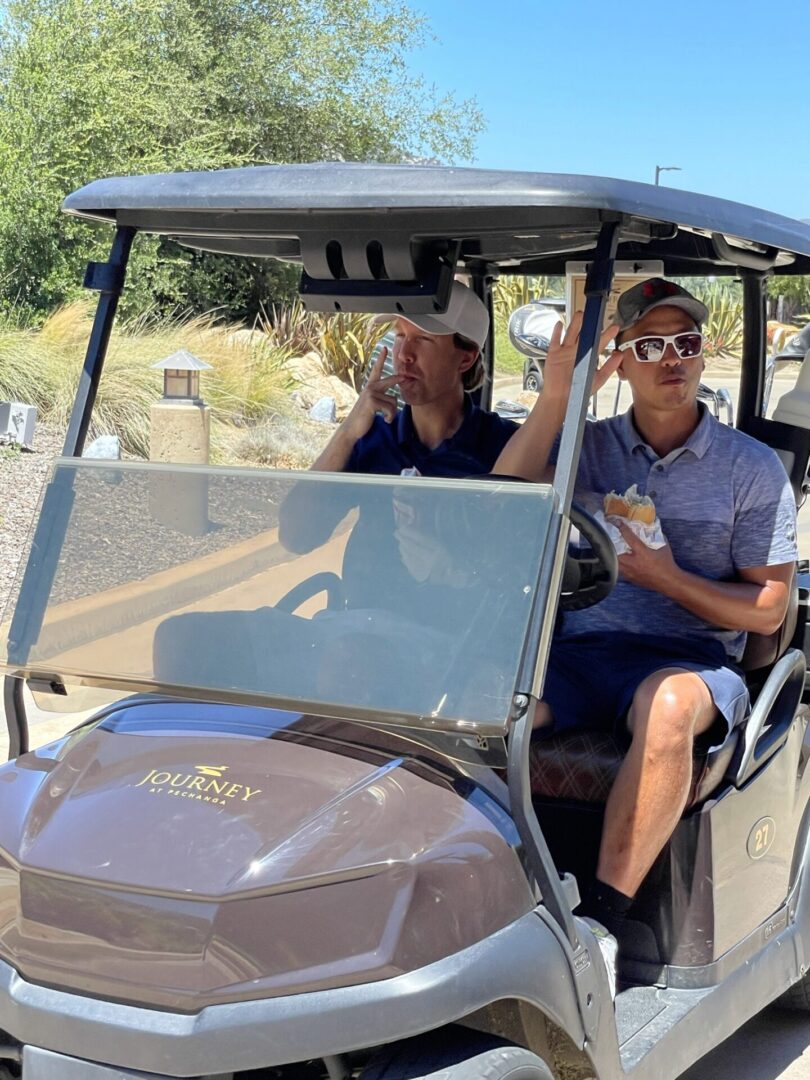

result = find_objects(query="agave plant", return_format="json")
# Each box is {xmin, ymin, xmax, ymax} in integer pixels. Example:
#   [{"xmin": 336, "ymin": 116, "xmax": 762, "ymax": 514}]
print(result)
[
  {"xmin": 259, "ymin": 299, "xmax": 321, "ymax": 356},
  {"xmin": 317, "ymin": 312, "xmax": 388, "ymax": 391},
  {"xmin": 702, "ymin": 293, "xmax": 744, "ymax": 359}
]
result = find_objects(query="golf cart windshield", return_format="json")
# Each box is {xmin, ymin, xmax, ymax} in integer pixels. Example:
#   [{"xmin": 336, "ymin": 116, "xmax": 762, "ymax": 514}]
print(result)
[{"xmin": 0, "ymin": 460, "xmax": 555, "ymax": 737}]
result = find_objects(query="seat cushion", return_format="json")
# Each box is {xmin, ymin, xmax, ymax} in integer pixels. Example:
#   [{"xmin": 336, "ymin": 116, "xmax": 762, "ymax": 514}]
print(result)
[
  {"xmin": 530, "ymin": 729, "xmax": 740, "ymax": 809},
  {"xmin": 529, "ymin": 731, "xmax": 624, "ymax": 803}
]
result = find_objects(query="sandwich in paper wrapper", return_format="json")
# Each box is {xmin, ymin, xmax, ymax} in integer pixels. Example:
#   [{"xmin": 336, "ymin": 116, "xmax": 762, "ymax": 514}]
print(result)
[{"xmin": 598, "ymin": 484, "xmax": 666, "ymax": 554}]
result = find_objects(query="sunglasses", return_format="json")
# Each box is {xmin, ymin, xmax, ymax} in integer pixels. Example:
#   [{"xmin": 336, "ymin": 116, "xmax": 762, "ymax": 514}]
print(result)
[{"xmin": 617, "ymin": 332, "xmax": 704, "ymax": 363}]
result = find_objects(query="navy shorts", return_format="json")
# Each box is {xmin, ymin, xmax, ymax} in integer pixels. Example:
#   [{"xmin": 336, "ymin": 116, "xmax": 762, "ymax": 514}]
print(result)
[{"xmin": 541, "ymin": 633, "xmax": 749, "ymax": 748}]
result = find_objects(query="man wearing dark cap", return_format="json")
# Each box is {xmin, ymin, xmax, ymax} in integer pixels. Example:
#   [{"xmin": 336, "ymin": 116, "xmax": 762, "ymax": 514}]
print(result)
[{"xmin": 495, "ymin": 278, "xmax": 797, "ymax": 944}]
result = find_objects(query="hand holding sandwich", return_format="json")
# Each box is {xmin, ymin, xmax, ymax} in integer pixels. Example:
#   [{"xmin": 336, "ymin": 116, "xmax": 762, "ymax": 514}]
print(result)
[{"xmin": 615, "ymin": 523, "xmax": 679, "ymax": 590}]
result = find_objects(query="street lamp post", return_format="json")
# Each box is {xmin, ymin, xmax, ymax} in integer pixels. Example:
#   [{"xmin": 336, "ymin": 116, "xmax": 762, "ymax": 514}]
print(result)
[{"xmin": 655, "ymin": 165, "xmax": 682, "ymax": 186}]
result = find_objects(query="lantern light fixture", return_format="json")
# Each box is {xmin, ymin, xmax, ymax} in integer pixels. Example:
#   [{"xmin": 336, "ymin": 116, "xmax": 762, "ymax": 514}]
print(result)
[{"xmin": 151, "ymin": 350, "xmax": 213, "ymax": 403}]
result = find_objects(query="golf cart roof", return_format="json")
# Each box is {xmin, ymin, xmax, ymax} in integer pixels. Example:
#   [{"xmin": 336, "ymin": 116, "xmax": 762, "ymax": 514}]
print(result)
[{"xmin": 63, "ymin": 163, "xmax": 810, "ymax": 277}]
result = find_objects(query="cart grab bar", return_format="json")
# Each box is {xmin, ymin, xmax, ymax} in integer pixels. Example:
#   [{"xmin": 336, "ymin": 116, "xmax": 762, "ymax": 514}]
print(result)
[{"xmin": 734, "ymin": 648, "xmax": 806, "ymax": 787}]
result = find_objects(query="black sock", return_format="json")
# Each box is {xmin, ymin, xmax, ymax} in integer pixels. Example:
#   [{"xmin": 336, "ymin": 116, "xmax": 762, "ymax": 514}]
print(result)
[{"xmin": 580, "ymin": 879, "xmax": 633, "ymax": 919}]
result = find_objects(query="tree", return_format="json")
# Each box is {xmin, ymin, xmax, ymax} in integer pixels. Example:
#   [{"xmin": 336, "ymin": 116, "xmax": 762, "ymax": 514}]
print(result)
[
  {"xmin": 0, "ymin": 0, "xmax": 482, "ymax": 320},
  {"xmin": 767, "ymin": 276, "xmax": 810, "ymax": 323}
]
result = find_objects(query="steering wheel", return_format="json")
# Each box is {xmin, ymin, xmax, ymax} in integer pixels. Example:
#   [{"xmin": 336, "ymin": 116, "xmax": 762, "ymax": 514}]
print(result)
[
  {"xmin": 562, "ymin": 503, "xmax": 617, "ymax": 610},
  {"xmin": 473, "ymin": 475, "xmax": 616, "ymax": 611},
  {"xmin": 275, "ymin": 571, "xmax": 346, "ymax": 615}
]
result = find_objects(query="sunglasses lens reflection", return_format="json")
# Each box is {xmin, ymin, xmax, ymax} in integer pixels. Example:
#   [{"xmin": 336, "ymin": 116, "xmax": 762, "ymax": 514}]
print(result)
[
  {"xmin": 635, "ymin": 337, "xmax": 665, "ymax": 361},
  {"xmin": 676, "ymin": 333, "xmax": 703, "ymax": 357},
  {"xmin": 632, "ymin": 333, "xmax": 703, "ymax": 362}
]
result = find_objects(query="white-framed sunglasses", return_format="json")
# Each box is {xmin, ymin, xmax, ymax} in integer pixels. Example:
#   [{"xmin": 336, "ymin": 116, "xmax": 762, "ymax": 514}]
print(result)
[{"xmin": 617, "ymin": 331, "xmax": 704, "ymax": 363}]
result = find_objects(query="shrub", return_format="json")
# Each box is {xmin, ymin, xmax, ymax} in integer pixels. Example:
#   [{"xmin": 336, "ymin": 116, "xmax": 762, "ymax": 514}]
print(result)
[{"xmin": 233, "ymin": 413, "xmax": 332, "ymax": 469}]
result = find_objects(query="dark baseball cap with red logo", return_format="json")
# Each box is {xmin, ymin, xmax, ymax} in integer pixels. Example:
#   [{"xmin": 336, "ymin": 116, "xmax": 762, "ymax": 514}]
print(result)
[{"xmin": 614, "ymin": 277, "xmax": 708, "ymax": 331}]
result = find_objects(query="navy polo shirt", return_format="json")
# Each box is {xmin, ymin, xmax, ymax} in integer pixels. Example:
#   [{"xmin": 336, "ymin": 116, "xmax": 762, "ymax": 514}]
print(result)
[
  {"xmin": 338, "ymin": 399, "xmax": 517, "ymax": 612},
  {"xmin": 346, "ymin": 399, "xmax": 518, "ymax": 477}
]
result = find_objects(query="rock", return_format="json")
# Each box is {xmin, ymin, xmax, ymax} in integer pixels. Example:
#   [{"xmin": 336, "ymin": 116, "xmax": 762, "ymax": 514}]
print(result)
[
  {"xmin": 83, "ymin": 435, "xmax": 121, "ymax": 460},
  {"xmin": 291, "ymin": 372, "xmax": 358, "ymax": 420},
  {"xmin": 309, "ymin": 396, "xmax": 337, "ymax": 424},
  {"xmin": 287, "ymin": 350, "xmax": 326, "ymax": 384},
  {"xmin": 225, "ymin": 328, "xmax": 265, "ymax": 348}
]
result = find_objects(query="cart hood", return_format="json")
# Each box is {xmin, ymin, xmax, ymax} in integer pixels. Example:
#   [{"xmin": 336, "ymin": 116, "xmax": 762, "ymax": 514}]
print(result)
[{"xmin": 0, "ymin": 702, "xmax": 532, "ymax": 1011}]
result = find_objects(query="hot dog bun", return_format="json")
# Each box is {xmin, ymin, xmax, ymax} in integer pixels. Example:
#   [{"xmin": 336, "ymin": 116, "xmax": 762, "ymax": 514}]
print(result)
[{"xmin": 603, "ymin": 484, "xmax": 656, "ymax": 526}]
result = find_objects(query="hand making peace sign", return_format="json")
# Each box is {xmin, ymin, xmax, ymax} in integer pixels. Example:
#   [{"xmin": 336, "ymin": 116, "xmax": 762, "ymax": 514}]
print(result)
[{"xmin": 542, "ymin": 312, "xmax": 622, "ymax": 403}]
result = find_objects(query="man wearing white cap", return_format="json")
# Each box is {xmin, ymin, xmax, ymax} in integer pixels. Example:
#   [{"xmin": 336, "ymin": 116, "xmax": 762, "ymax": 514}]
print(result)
[
  {"xmin": 309, "ymin": 280, "xmax": 516, "ymax": 476},
  {"xmin": 280, "ymin": 281, "xmax": 516, "ymax": 606}
]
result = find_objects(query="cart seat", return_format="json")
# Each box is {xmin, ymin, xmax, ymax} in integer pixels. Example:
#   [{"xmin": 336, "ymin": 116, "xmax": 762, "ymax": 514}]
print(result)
[{"xmin": 530, "ymin": 577, "xmax": 799, "ymax": 807}]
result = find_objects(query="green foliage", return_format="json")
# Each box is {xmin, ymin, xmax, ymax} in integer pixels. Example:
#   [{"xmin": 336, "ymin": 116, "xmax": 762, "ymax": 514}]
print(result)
[
  {"xmin": 260, "ymin": 299, "xmax": 322, "ymax": 357},
  {"xmin": 702, "ymin": 293, "xmax": 744, "ymax": 358},
  {"xmin": 674, "ymin": 278, "xmax": 743, "ymax": 359},
  {"xmin": 493, "ymin": 276, "xmax": 564, "ymax": 322},
  {"xmin": 317, "ymin": 312, "xmax": 387, "ymax": 390},
  {"xmin": 768, "ymin": 275, "xmax": 810, "ymax": 323},
  {"xmin": 493, "ymin": 315, "xmax": 525, "ymax": 376},
  {"xmin": 0, "ymin": 0, "xmax": 482, "ymax": 321}
]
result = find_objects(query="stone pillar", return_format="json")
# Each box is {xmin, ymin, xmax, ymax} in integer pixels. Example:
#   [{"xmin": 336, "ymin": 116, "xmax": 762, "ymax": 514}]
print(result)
[{"xmin": 149, "ymin": 401, "xmax": 211, "ymax": 535}]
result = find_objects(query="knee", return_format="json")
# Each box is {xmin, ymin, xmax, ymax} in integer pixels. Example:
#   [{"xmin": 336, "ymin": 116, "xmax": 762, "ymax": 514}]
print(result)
[
  {"xmin": 630, "ymin": 680, "xmax": 704, "ymax": 756},
  {"xmin": 532, "ymin": 702, "xmax": 554, "ymax": 730}
]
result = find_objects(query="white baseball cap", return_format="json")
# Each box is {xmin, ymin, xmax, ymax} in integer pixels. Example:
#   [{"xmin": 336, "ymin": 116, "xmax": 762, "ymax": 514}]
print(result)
[{"xmin": 372, "ymin": 281, "xmax": 490, "ymax": 351}]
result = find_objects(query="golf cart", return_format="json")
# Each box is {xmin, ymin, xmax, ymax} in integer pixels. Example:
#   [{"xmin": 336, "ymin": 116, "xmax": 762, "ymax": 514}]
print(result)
[{"xmin": 1, "ymin": 166, "xmax": 810, "ymax": 1080}]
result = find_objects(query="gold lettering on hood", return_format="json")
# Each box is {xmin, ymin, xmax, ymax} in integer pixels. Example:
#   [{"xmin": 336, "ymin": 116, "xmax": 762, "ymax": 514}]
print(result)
[{"xmin": 134, "ymin": 767, "xmax": 262, "ymax": 804}]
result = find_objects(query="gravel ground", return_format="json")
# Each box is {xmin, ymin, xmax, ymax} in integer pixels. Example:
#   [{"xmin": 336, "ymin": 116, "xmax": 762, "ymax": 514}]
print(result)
[
  {"xmin": 0, "ymin": 436, "xmax": 305, "ymax": 611},
  {"xmin": 0, "ymin": 424, "xmax": 63, "ymax": 620}
]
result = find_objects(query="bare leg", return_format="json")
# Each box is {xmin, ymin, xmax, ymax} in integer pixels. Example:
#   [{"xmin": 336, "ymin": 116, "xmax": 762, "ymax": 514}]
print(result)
[{"xmin": 597, "ymin": 668, "xmax": 717, "ymax": 898}]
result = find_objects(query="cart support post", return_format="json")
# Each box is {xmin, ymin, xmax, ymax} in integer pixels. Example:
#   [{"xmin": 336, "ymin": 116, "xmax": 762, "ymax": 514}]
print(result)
[
  {"xmin": 553, "ymin": 220, "xmax": 620, "ymax": 513},
  {"xmin": 738, "ymin": 272, "xmax": 768, "ymax": 424},
  {"xmin": 64, "ymin": 225, "xmax": 136, "ymax": 456},
  {"xmin": 471, "ymin": 272, "xmax": 495, "ymax": 412},
  {"xmin": 3, "ymin": 226, "xmax": 136, "ymax": 755}
]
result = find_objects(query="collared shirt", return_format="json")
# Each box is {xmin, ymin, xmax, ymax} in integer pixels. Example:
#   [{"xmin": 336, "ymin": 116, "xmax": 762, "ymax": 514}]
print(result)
[
  {"xmin": 554, "ymin": 406, "xmax": 798, "ymax": 660},
  {"xmin": 346, "ymin": 399, "xmax": 518, "ymax": 478}
]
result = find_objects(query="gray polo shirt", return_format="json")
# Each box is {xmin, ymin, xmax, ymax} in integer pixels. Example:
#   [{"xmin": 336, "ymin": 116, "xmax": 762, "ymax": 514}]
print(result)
[{"xmin": 555, "ymin": 407, "xmax": 798, "ymax": 660}]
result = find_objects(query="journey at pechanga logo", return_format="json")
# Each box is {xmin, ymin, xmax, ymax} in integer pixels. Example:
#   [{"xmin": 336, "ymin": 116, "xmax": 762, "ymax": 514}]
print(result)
[{"xmin": 134, "ymin": 764, "xmax": 262, "ymax": 806}]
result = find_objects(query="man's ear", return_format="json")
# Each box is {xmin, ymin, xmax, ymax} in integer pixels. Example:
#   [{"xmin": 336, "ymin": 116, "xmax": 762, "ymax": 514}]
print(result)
[{"xmin": 457, "ymin": 347, "xmax": 477, "ymax": 375}]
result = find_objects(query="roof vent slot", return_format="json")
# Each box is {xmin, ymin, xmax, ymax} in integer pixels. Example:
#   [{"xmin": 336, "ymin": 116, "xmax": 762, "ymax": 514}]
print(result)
[
  {"xmin": 325, "ymin": 240, "xmax": 348, "ymax": 280},
  {"xmin": 366, "ymin": 240, "xmax": 388, "ymax": 280}
]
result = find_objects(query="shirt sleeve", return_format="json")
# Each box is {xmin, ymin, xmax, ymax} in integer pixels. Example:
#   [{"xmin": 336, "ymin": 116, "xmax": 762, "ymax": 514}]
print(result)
[
  {"xmin": 547, "ymin": 430, "xmax": 563, "ymax": 468},
  {"xmin": 345, "ymin": 441, "xmax": 361, "ymax": 473},
  {"xmin": 731, "ymin": 448, "xmax": 798, "ymax": 568}
]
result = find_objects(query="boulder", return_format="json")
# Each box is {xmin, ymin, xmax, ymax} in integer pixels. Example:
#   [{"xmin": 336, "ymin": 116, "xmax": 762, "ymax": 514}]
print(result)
[
  {"xmin": 309, "ymin": 396, "xmax": 337, "ymax": 424},
  {"xmin": 287, "ymin": 350, "xmax": 326, "ymax": 385},
  {"xmin": 291, "ymin": 370, "xmax": 358, "ymax": 420},
  {"xmin": 83, "ymin": 434, "xmax": 121, "ymax": 460}
]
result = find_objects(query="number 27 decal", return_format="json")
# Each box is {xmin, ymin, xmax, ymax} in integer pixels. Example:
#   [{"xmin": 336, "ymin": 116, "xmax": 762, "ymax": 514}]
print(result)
[{"xmin": 747, "ymin": 816, "xmax": 776, "ymax": 860}]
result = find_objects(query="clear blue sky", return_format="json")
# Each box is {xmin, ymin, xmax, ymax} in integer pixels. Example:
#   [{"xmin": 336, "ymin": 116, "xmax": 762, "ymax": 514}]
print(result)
[{"xmin": 410, "ymin": 0, "xmax": 809, "ymax": 220}]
